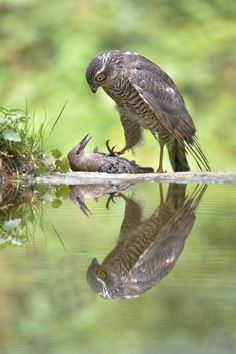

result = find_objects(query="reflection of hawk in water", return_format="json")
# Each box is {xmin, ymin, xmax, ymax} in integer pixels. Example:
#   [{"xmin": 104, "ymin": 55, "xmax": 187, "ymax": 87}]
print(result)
[{"xmin": 86, "ymin": 184, "xmax": 207, "ymax": 299}]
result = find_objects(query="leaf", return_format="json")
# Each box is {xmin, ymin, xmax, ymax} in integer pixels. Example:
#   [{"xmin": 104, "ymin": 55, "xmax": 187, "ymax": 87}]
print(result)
[
  {"xmin": 51, "ymin": 199, "xmax": 62, "ymax": 208},
  {"xmin": 50, "ymin": 102, "xmax": 67, "ymax": 135},
  {"xmin": 55, "ymin": 185, "xmax": 70, "ymax": 198},
  {"xmin": 10, "ymin": 113, "xmax": 29, "ymax": 122},
  {"xmin": 55, "ymin": 157, "xmax": 70, "ymax": 173},
  {"xmin": 0, "ymin": 118, "xmax": 7, "ymax": 124},
  {"xmin": 51, "ymin": 149, "xmax": 62, "ymax": 159},
  {"xmin": 35, "ymin": 164, "xmax": 48, "ymax": 176},
  {"xmin": 3, "ymin": 219, "xmax": 21, "ymax": 232},
  {"xmin": 3, "ymin": 128, "xmax": 21, "ymax": 142}
]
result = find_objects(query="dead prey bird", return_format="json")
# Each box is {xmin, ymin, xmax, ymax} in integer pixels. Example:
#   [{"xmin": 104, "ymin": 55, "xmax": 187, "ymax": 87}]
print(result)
[{"xmin": 67, "ymin": 135, "xmax": 154, "ymax": 173}]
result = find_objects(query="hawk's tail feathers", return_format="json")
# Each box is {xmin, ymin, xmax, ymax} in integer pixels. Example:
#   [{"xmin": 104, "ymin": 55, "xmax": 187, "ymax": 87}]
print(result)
[
  {"xmin": 167, "ymin": 137, "xmax": 211, "ymax": 172},
  {"xmin": 167, "ymin": 139, "xmax": 190, "ymax": 172}
]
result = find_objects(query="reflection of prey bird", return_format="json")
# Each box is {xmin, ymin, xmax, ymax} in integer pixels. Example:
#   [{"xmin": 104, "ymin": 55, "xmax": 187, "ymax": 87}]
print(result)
[
  {"xmin": 69, "ymin": 183, "xmax": 130, "ymax": 216},
  {"xmin": 67, "ymin": 135, "xmax": 154, "ymax": 173},
  {"xmin": 86, "ymin": 50, "xmax": 210, "ymax": 172},
  {"xmin": 86, "ymin": 184, "xmax": 207, "ymax": 299}
]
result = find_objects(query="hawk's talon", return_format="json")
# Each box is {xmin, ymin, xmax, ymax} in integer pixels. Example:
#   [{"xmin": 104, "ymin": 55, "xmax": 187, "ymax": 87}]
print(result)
[
  {"xmin": 105, "ymin": 140, "xmax": 127, "ymax": 156},
  {"xmin": 105, "ymin": 140, "xmax": 118, "ymax": 156},
  {"xmin": 106, "ymin": 192, "xmax": 124, "ymax": 209},
  {"xmin": 106, "ymin": 193, "xmax": 117, "ymax": 209}
]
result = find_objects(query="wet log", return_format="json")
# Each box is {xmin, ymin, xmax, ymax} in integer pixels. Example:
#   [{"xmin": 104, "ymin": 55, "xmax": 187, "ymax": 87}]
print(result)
[{"xmin": 34, "ymin": 171, "xmax": 236, "ymax": 186}]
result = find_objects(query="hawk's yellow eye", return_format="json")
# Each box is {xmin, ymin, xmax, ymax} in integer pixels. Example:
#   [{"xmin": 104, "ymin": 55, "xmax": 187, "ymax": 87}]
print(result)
[
  {"xmin": 96, "ymin": 73, "xmax": 106, "ymax": 82},
  {"xmin": 96, "ymin": 270, "xmax": 106, "ymax": 278}
]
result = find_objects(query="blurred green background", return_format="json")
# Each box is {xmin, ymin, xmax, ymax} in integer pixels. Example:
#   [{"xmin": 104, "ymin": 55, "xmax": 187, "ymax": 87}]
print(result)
[{"xmin": 0, "ymin": 0, "xmax": 235, "ymax": 170}]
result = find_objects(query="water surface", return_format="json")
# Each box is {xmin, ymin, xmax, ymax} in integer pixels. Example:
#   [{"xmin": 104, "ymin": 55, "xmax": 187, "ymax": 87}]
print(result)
[{"xmin": 0, "ymin": 182, "xmax": 236, "ymax": 354}]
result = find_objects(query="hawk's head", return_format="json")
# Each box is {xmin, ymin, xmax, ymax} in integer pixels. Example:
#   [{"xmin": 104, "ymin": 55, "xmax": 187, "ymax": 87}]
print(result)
[{"xmin": 85, "ymin": 50, "xmax": 130, "ymax": 93}]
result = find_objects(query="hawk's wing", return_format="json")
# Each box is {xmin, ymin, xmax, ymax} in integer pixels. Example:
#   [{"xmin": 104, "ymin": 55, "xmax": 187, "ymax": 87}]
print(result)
[
  {"xmin": 128, "ymin": 58, "xmax": 210, "ymax": 171},
  {"xmin": 132, "ymin": 185, "xmax": 207, "ymax": 283}
]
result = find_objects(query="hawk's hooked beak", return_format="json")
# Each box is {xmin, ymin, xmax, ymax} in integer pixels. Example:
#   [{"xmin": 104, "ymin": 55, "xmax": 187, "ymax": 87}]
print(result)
[
  {"xmin": 91, "ymin": 87, "xmax": 98, "ymax": 94},
  {"xmin": 91, "ymin": 258, "xmax": 100, "ymax": 267}
]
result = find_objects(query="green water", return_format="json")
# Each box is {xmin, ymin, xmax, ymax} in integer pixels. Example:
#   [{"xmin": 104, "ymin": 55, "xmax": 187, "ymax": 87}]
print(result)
[{"xmin": 0, "ymin": 182, "xmax": 236, "ymax": 354}]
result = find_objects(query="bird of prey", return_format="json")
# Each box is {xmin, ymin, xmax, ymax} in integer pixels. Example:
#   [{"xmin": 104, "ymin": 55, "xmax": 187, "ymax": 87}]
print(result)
[
  {"xmin": 67, "ymin": 134, "xmax": 154, "ymax": 173},
  {"xmin": 86, "ymin": 184, "xmax": 207, "ymax": 299},
  {"xmin": 86, "ymin": 50, "xmax": 210, "ymax": 172}
]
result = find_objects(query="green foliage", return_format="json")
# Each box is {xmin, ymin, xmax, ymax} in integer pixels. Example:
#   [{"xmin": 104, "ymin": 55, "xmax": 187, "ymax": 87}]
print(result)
[
  {"xmin": 0, "ymin": 183, "xmax": 70, "ymax": 248},
  {"xmin": 0, "ymin": 105, "xmax": 46, "ymax": 174},
  {"xmin": 2, "ymin": 218, "xmax": 21, "ymax": 232},
  {"xmin": 0, "ymin": 105, "xmax": 71, "ymax": 175},
  {"xmin": 55, "ymin": 158, "xmax": 70, "ymax": 173},
  {"xmin": 51, "ymin": 185, "xmax": 70, "ymax": 208},
  {"xmin": 0, "ymin": 106, "xmax": 29, "ymax": 143},
  {"xmin": 55, "ymin": 185, "xmax": 70, "ymax": 198},
  {"xmin": 51, "ymin": 199, "xmax": 62, "ymax": 208},
  {"xmin": 2, "ymin": 128, "xmax": 21, "ymax": 142},
  {"xmin": 51, "ymin": 149, "xmax": 62, "ymax": 159},
  {"xmin": 50, "ymin": 148, "xmax": 70, "ymax": 172},
  {"xmin": 0, "ymin": 185, "xmax": 40, "ymax": 248}
]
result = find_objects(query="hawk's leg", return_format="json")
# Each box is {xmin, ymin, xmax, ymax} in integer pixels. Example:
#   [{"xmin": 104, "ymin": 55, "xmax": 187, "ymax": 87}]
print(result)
[
  {"xmin": 116, "ymin": 146, "xmax": 129, "ymax": 155},
  {"xmin": 159, "ymin": 183, "xmax": 164, "ymax": 205},
  {"xmin": 156, "ymin": 141, "xmax": 165, "ymax": 173},
  {"xmin": 151, "ymin": 132, "xmax": 165, "ymax": 173},
  {"xmin": 105, "ymin": 114, "xmax": 142, "ymax": 156}
]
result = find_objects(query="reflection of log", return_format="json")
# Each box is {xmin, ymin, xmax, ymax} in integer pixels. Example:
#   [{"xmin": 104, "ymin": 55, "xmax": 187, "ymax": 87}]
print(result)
[
  {"xmin": 35, "ymin": 171, "xmax": 236, "ymax": 186},
  {"xmin": 0, "ymin": 156, "xmax": 17, "ymax": 177},
  {"xmin": 0, "ymin": 156, "xmax": 35, "ymax": 212},
  {"xmin": 0, "ymin": 153, "xmax": 34, "ymax": 179},
  {"xmin": 0, "ymin": 182, "xmax": 34, "ymax": 215}
]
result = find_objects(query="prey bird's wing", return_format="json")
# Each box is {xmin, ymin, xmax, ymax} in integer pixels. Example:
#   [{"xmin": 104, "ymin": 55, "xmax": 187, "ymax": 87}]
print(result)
[
  {"xmin": 119, "ymin": 113, "xmax": 142, "ymax": 150},
  {"xmin": 128, "ymin": 59, "xmax": 210, "ymax": 171}
]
